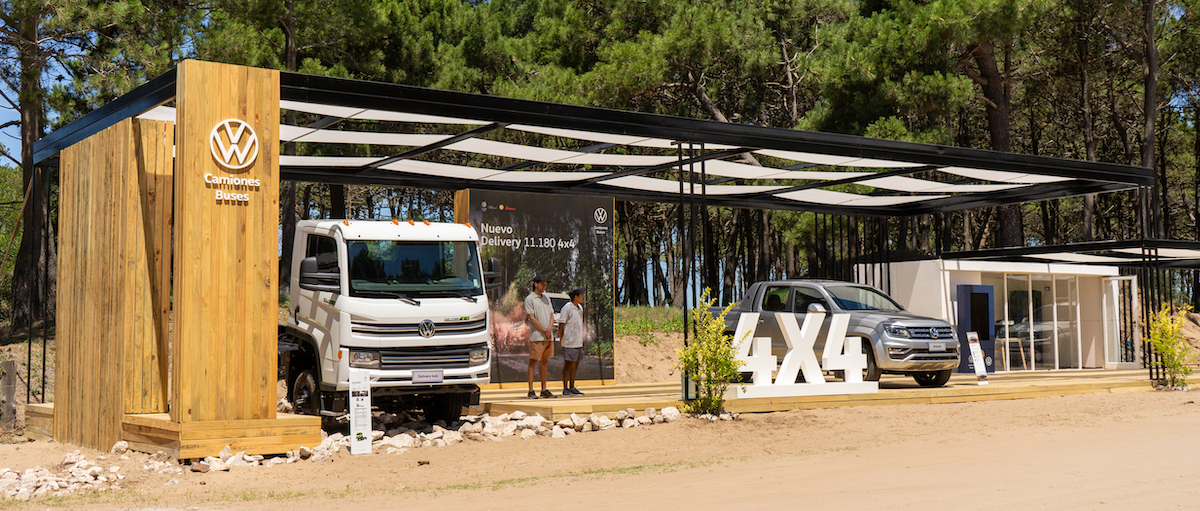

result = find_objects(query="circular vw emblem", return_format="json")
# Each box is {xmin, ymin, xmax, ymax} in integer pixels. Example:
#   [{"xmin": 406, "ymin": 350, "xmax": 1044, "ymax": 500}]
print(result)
[
  {"xmin": 929, "ymin": 329, "xmax": 939, "ymax": 339},
  {"xmin": 418, "ymin": 319, "xmax": 436, "ymax": 338},
  {"xmin": 209, "ymin": 119, "xmax": 259, "ymax": 170},
  {"xmin": 594, "ymin": 207, "xmax": 608, "ymax": 224}
]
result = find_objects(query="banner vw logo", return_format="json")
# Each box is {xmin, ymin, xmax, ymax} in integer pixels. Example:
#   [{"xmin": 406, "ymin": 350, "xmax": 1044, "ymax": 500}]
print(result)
[{"xmin": 209, "ymin": 119, "xmax": 259, "ymax": 170}]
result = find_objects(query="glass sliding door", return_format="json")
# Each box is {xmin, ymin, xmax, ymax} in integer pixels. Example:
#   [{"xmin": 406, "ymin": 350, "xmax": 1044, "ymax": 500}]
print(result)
[
  {"xmin": 1055, "ymin": 275, "xmax": 1080, "ymax": 369},
  {"xmin": 981, "ymin": 273, "xmax": 1008, "ymax": 371},
  {"xmin": 1004, "ymin": 274, "xmax": 1032, "ymax": 371},
  {"xmin": 1031, "ymin": 274, "xmax": 1056, "ymax": 370}
]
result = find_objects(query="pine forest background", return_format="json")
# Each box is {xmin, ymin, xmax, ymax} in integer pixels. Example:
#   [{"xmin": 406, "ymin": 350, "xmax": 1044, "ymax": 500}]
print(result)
[{"xmin": 3, "ymin": 0, "xmax": 1200, "ymax": 331}]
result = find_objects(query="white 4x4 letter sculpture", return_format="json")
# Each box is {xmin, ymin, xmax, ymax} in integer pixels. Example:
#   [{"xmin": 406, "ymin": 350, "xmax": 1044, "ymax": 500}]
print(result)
[{"xmin": 730, "ymin": 311, "xmax": 878, "ymax": 399}]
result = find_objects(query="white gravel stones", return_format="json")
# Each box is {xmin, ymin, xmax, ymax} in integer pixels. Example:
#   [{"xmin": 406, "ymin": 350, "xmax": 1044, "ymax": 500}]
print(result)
[
  {"xmin": 621, "ymin": 418, "xmax": 638, "ymax": 428},
  {"xmin": 519, "ymin": 429, "xmax": 537, "ymax": 440},
  {"xmin": 109, "ymin": 441, "xmax": 129, "ymax": 455},
  {"xmin": 661, "ymin": 406, "xmax": 682, "ymax": 422}
]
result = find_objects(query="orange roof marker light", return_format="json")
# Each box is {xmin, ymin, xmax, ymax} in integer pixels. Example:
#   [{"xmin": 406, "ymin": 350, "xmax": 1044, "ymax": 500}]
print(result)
[
  {"xmin": 343, "ymin": 221, "xmax": 349, "ymax": 226},
  {"xmin": 464, "ymin": 222, "xmax": 472, "ymax": 228},
  {"xmin": 423, "ymin": 220, "xmax": 430, "ymax": 225},
  {"xmin": 408, "ymin": 220, "xmax": 415, "ymax": 225},
  {"xmin": 392, "ymin": 219, "xmax": 399, "ymax": 225}
]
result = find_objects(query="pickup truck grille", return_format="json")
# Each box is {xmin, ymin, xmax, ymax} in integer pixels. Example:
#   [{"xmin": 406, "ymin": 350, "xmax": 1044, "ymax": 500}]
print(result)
[
  {"xmin": 889, "ymin": 347, "xmax": 960, "ymax": 361},
  {"xmin": 351, "ymin": 318, "xmax": 487, "ymax": 338},
  {"xmin": 907, "ymin": 326, "xmax": 955, "ymax": 339},
  {"xmin": 379, "ymin": 342, "xmax": 488, "ymax": 370}
]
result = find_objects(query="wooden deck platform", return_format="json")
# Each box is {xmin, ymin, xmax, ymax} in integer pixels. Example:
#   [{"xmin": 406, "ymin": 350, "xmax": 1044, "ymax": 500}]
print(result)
[
  {"xmin": 482, "ymin": 369, "xmax": 1153, "ymax": 420},
  {"xmin": 23, "ymin": 403, "xmax": 322, "ymax": 460}
]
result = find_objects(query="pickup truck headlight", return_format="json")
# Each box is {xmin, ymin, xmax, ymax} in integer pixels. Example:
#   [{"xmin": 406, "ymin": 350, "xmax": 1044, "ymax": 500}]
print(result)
[
  {"xmin": 469, "ymin": 348, "xmax": 490, "ymax": 365},
  {"xmin": 349, "ymin": 350, "xmax": 381, "ymax": 370},
  {"xmin": 884, "ymin": 325, "xmax": 911, "ymax": 338}
]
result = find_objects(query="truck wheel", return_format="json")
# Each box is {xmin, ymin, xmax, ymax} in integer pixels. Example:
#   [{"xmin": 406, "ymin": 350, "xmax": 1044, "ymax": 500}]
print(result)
[
  {"xmin": 912, "ymin": 370, "xmax": 952, "ymax": 387},
  {"xmin": 424, "ymin": 393, "xmax": 465, "ymax": 424},
  {"xmin": 291, "ymin": 369, "xmax": 320, "ymax": 416},
  {"xmin": 863, "ymin": 340, "xmax": 882, "ymax": 382}
]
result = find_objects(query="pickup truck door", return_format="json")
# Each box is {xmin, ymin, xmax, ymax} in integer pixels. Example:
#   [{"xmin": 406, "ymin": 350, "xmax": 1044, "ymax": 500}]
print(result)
[
  {"xmin": 755, "ymin": 285, "xmax": 792, "ymax": 359},
  {"xmin": 790, "ymin": 285, "xmax": 834, "ymax": 359}
]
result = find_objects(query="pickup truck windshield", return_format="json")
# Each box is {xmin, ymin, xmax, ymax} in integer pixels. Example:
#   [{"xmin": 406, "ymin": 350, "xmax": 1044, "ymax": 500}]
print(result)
[
  {"xmin": 824, "ymin": 285, "xmax": 903, "ymax": 311},
  {"xmin": 347, "ymin": 240, "xmax": 483, "ymax": 298}
]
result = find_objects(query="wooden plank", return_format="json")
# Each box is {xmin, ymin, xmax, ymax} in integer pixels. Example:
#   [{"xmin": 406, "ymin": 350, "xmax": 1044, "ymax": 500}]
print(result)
[
  {"xmin": 173, "ymin": 60, "xmax": 279, "ymax": 423},
  {"xmin": 178, "ymin": 433, "xmax": 323, "ymax": 460}
]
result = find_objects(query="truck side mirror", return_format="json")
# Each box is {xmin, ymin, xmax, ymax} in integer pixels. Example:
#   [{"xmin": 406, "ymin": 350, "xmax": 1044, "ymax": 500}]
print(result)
[
  {"xmin": 483, "ymin": 257, "xmax": 502, "ymax": 291},
  {"xmin": 299, "ymin": 256, "xmax": 341, "ymax": 293},
  {"xmin": 806, "ymin": 303, "xmax": 827, "ymax": 313}
]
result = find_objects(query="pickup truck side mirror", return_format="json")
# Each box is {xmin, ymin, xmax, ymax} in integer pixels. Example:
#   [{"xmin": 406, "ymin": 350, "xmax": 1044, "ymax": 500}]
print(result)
[
  {"xmin": 299, "ymin": 256, "xmax": 341, "ymax": 293},
  {"xmin": 806, "ymin": 303, "xmax": 827, "ymax": 313}
]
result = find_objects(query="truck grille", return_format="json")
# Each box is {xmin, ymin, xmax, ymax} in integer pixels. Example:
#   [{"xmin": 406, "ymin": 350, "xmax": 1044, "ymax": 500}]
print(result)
[
  {"xmin": 379, "ymin": 342, "xmax": 488, "ymax": 370},
  {"xmin": 352, "ymin": 318, "xmax": 486, "ymax": 338},
  {"xmin": 907, "ymin": 326, "xmax": 954, "ymax": 339},
  {"xmin": 889, "ymin": 347, "xmax": 960, "ymax": 361}
]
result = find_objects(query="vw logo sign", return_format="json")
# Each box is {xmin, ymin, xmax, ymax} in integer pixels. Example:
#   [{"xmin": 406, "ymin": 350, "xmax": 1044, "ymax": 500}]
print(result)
[
  {"xmin": 594, "ymin": 207, "xmax": 608, "ymax": 224},
  {"xmin": 929, "ymin": 329, "xmax": 939, "ymax": 339},
  {"xmin": 209, "ymin": 119, "xmax": 259, "ymax": 170},
  {"xmin": 418, "ymin": 319, "xmax": 436, "ymax": 338}
]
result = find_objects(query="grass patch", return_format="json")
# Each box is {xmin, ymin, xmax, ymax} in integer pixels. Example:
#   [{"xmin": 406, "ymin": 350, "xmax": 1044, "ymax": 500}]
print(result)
[{"xmin": 615, "ymin": 306, "xmax": 684, "ymax": 345}]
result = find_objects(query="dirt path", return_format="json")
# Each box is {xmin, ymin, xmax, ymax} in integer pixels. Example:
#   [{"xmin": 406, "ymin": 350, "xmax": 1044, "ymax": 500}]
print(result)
[{"xmin": 2, "ymin": 390, "xmax": 1197, "ymax": 509}]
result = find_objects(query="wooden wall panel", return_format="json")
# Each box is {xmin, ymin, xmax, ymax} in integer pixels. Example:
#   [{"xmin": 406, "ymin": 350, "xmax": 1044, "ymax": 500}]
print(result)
[
  {"xmin": 55, "ymin": 118, "xmax": 173, "ymax": 450},
  {"xmin": 172, "ymin": 60, "xmax": 280, "ymax": 423}
]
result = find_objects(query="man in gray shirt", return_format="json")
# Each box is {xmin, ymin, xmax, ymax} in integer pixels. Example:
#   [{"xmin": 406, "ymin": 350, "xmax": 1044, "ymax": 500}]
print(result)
[{"xmin": 524, "ymin": 274, "xmax": 555, "ymax": 399}]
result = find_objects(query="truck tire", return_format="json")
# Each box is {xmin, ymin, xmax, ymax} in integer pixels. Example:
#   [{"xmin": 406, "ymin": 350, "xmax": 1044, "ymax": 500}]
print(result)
[
  {"xmin": 863, "ymin": 340, "xmax": 882, "ymax": 382},
  {"xmin": 912, "ymin": 370, "xmax": 952, "ymax": 387},
  {"xmin": 291, "ymin": 369, "xmax": 320, "ymax": 416},
  {"xmin": 424, "ymin": 392, "xmax": 466, "ymax": 424}
]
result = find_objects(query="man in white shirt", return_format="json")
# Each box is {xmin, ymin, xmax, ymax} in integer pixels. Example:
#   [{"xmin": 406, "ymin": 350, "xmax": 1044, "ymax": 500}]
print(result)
[
  {"xmin": 524, "ymin": 274, "xmax": 555, "ymax": 399},
  {"xmin": 556, "ymin": 288, "xmax": 586, "ymax": 396}
]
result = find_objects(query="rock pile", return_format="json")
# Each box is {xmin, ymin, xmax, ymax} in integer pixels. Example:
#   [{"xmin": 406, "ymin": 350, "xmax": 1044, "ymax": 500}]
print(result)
[{"xmin": 0, "ymin": 450, "xmax": 127, "ymax": 501}]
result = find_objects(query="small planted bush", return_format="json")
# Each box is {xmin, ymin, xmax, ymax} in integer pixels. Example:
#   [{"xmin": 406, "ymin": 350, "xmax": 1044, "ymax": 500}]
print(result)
[
  {"xmin": 1148, "ymin": 304, "xmax": 1195, "ymax": 389},
  {"xmin": 676, "ymin": 289, "xmax": 743, "ymax": 415}
]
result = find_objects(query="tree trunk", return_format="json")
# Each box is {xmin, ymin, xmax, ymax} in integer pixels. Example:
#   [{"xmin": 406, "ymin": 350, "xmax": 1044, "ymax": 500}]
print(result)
[
  {"xmin": 10, "ymin": 7, "xmax": 56, "ymax": 330},
  {"xmin": 972, "ymin": 41, "xmax": 1021, "ymax": 247},
  {"xmin": 1079, "ymin": 31, "xmax": 1097, "ymax": 241},
  {"xmin": 279, "ymin": 0, "xmax": 299, "ymax": 288},
  {"xmin": 330, "ymin": 184, "xmax": 346, "ymax": 219},
  {"xmin": 1143, "ymin": 0, "xmax": 1160, "ymax": 238}
]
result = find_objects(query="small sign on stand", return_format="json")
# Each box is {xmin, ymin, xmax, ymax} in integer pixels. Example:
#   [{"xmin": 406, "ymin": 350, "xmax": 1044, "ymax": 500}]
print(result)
[
  {"xmin": 966, "ymin": 332, "xmax": 988, "ymax": 385},
  {"xmin": 348, "ymin": 369, "xmax": 372, "ymax": 454}
]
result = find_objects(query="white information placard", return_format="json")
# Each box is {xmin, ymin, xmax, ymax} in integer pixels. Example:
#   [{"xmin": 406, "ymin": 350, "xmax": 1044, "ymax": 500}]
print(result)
[
  {"xmin": 966, "ymin": 331, "xmax": 988, "ymax": 385},
  {"xmin": 348, "ymin": 369, "xmax": 372, "ymax": 454}
]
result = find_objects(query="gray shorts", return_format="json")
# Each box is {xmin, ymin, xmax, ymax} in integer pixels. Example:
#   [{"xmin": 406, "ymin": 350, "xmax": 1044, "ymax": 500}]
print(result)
[{"xmin": 563, "ymin": 347, "xmax": 583, "ymax": 362}]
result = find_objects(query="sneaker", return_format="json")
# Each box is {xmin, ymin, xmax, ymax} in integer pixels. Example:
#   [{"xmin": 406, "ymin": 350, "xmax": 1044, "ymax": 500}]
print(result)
[
  {"xmin": 562, "ymin": 389, "xmax": 572, "ymax": 397},
  {"xmin": 527, "ymin": 390, "xmax": 538, "ymax": 399},
  {"xmin": 540, "ymin": 389, "xmax": 555, "ymax": 398},
  {"xmin": 570, "ymin": 388, "xmax": 585, "ymax": 396}
]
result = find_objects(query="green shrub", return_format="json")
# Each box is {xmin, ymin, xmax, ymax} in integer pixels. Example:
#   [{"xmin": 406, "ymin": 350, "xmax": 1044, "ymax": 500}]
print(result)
[
  {"xmin": 1148, "ymin": 304, "xmax": 1195, "ymax": 388},
  {"xmin": 675, "ymin": 289, "xmax": 742, "ymax": 415}
]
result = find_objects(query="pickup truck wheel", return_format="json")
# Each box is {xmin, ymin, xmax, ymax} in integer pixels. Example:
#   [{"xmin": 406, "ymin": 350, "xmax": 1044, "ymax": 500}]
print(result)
[
  {"xmin": 912, "ymin": 370, "xmax": 952, "ymax": 387},
  {"xmin": 424, "ymin": 392, "xmax": 465, "ymax": 424},
  {"xmin": 863, "ymin": 340, "xmax": 882, "ymax": 382},
  {"xmin": 291, "ymin": 370, "xmax": 320, "ymax": 416}
]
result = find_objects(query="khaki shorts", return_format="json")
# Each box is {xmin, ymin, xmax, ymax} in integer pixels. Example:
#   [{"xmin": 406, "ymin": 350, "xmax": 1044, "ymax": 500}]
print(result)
[{"xmin": 528, "ymin": 340, "xmax": 553, "ymax": 361}]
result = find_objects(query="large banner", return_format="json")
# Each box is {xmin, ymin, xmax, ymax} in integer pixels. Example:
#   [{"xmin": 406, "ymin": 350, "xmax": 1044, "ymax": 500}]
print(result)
[{"xmin": 462, "ymin": 190, "xmax": 615, "ymax": 383}]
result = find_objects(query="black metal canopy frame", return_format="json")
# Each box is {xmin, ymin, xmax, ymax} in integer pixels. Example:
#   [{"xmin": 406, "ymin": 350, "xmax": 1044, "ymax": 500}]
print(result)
[{"xmin": 30, "ymin": 62, "xmax": 1168, "ymax": 390}]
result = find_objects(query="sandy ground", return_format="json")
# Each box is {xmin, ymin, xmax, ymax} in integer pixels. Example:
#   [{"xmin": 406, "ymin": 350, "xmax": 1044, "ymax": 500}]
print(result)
[
  {"xmin": 614, "ymin": 332, "xmax": 683, "ymax": 383},
  {"xmin": 1, "ymin": 389, "xmax": 1197, "ymax": 510}
]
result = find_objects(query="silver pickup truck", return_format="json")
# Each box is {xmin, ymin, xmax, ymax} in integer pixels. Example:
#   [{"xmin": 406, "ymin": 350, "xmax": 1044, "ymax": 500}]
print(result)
[{"xmin": 718, "ymin": 280, "xmax": 960, "ymax": 387}]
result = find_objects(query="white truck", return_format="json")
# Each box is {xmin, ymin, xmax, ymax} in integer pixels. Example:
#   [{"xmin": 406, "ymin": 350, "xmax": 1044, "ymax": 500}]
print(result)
[{"xmin": 279, "ymin": 219, "xmax": 492, "ymax": 423}]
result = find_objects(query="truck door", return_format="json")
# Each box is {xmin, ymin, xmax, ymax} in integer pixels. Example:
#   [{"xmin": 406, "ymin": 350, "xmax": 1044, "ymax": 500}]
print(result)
[
  {"xmin": 756, "ymin": 285, "xmax": 792, "ymax": 359},
  {"xmin": 297, "ymin": 233, "xmax": 342, "ymax": 386},
  {"xmin": 790, "ymin": 285, "xmax": 833, "ymax": 360}
]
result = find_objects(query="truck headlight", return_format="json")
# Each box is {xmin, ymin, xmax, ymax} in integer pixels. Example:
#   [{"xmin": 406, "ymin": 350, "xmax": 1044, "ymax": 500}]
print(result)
[
  {"xmin": 349, "ymin": 350, "xmax": 380, "ymax": 370},
  {"xmin": 884, "ymin": 326, "xmax": 911, "ymax": 338},
  {"xmin": 469, "ymin": 348, "xmax": 489, "ymax": 365}
]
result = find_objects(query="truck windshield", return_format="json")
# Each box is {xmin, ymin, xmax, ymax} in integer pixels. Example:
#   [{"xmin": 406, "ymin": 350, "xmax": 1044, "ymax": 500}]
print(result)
[
  {"xmin": 347, "ymin": 240, "xmax": 483, "ymax": 298},
  {"xmin": 824, "ymin": 285, "xmax": 903, "ymax": 312}
]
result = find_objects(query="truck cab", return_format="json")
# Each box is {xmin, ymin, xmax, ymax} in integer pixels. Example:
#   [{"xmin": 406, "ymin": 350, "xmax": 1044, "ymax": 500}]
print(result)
[{"xmin": 280, "ymin": 219, "xmax": 491, "ymax": 423}]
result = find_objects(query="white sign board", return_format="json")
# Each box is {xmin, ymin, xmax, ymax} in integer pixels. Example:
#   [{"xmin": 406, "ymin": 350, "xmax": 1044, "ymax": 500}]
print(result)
[
  {"xmin": 966, "ymin": 331, "xmax": 988, "ymax": 385},
  {"xmin": 728, "ymin": 311, "xmax": 878, "ymax": 399},
  {"xmin": 348, "ymin": 369, "xmax": 372, "ymax": 454}
]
